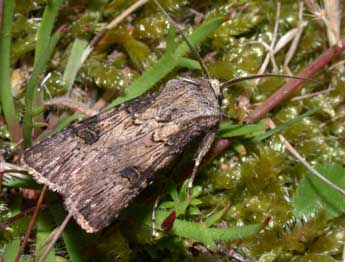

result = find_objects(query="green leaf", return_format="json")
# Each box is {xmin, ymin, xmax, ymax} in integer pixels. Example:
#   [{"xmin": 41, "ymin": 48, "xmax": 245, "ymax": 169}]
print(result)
[
  {"xmin": 204, "ymin": 204, "xmax": 230, "ymax": 227},
  {"xmin": 175, "ymin": 17, "xmax": 225, "ymax": 58},
  {"xmin": 33, "ymin": 0, "xmax": 63, "ymax": 68},
  {"xmin": 190, "ymin": 199, "xmax": 203, "ymax": 206},
  {"xmin": 22, "ymin": 0, "xmax": 64, "ymax": 147},
  {"xmin": 188, "ymin": 206, "xmax": 201, "ymax": 216},
  {"xmin": 207, "ymin": 223, "xmax": 262, "ymax": 241},
  {"xmin": 176, "ymin": 57, "xmax": 201, "ymax": 70},
  {"xmin": 45, "ymin": 113, "xmax": 85, "ymax": 137},
  {"xmin": 218, "ymin": 119, "xmax": 268, "ymax": 138},
  {"xmin": 154, "ymin": 211, "xmax": 261, "ymax": 250},
  {"xmin": 165, "ymin": 26, "xmax": 176, "ymax": 54},
  {"xmin": 2, "ymin": 172, "xmax": 39, "ymax": 189},
  {"xmin": 0, "ymin": 0, "xmax": 21, "ymax": 142},
  {"xmin": 63, "ymin": 1, "xmax": 109, "ymax": 93},
  {"xmin": 63, "ymin": 38, "xmax": 89, "ymax": 93},
  {"xmin": 253, "ymin": 109, "xmax": 318, "ymax": 142},
  {"xmin": 159, "ymin": 201, "xmax": 175, "ymax": 209},
  {"xmin": 293, "ymin": 163, "xmax": 345, "ymax": 220},
  {"xmin": 108, "ymin": 17, "xmax": 224, "ymax": 107},
  {"xmin": 166, "ymin": 180, "xmax": 202, "ymax": 217},
  {"xmin": 167, "ymin": 180, "xmax": 179, "ymax": 202},
  {"xmin": 3, "ymin": 198, "xmax": 22, "ymax": 261}
]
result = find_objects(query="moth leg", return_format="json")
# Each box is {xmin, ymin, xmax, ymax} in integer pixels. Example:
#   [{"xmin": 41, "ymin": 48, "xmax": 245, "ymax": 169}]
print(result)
[
  {"xmin": 188, "ymin": 132, "xmax": 216, "ymax": 196},
  {"xmin": 152, "ymin": 195, "xmax": 161, "ymax": 239}
]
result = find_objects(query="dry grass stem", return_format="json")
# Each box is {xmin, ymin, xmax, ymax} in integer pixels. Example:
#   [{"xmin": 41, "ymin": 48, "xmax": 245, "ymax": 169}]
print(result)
[
  {"xmin": 304, "ymin": 0, "xmax": 342, "ymax": 46},
  {"xmin": 290, "ymin": 87, "xmax": 335, "ymax": 101},
  {"xmin": 269, "ymin": 1, "xmax": 281, "ymax": 72},
  {"xmin": 32, "ymin": 227, "xmax": 59, "ymax": 259},
  {"xmin": 268, "ymin": 119, "xmax": 345, "ymax": 195},
  {"xmin": 323, "ymin": 0, "xmax": 341, "ymax": 46},
  {"xmin": 256, "ymin": 1, "xmax": 281, "ymax": 83},
  {"xmin": 284, "ymin": 1, "xmax": 307, "ymax": 75},
  {"xmin": 15, "ymin": 186, "xmax": 48, "ymax": 262},
  {"xmin": 245, "ymin": 38, "xmax": 345, "ymax": 124}
]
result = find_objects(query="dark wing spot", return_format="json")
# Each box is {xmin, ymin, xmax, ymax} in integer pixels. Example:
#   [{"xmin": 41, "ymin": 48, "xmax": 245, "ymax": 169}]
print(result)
[
  {"xmin": 120, "ymin": 166, "xmax": 141, "ymax": 186},
  {"xmin": 76, "ymin": 127, "xmax": 99, "ymax": 145}
]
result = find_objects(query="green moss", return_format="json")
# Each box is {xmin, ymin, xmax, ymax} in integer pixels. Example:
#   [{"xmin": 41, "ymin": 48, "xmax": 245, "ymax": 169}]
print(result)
[
  {"xmin": 134, "ymin": 12, "xmax": 170, "ymax": 41},
  {"xmin": 70, "ymin": 10, "xmax": 101, "ymax": 39},
  {"xmin": 82, "ymin": 56, "xmax": 135, "ymax": 92},
  {"xmin": 41, "ymin": 71, "xmax": 65, "ymax": 98},
  {"xmin": 11, "ymin": 14, "xmax": 39, "ymax": 65}
]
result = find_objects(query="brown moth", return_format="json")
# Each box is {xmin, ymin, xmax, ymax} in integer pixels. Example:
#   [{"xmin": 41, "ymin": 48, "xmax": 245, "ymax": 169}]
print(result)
[{"xmin": 22, "ymin": 78, "xmax": 222, "ymax": 233}]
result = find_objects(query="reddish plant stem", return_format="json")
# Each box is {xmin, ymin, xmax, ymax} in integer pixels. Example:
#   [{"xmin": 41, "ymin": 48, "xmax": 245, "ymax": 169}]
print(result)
[
  {"xmin": 204, "ymin": 40, "xmax": 345, "ymax": 163},
  {"xmin": 203, "ymin": 138, "xmax": 232, "ymax": 165},
  {"xmin": 244, "ymin": 39, "xmax": 345, "ymax": 124},
  {"xmin": 15, "ymin": 186, "xmax": 48, "ymax": 262}
]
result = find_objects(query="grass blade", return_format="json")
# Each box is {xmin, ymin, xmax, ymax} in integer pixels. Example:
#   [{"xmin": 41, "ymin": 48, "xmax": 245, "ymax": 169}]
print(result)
[
  {"xmin": 45, "ymin": 113, "xmax": 84, "ymax": 137},
  {"xmin": 253, "ymin": 109, "xmax": 319, "ymax": 141},
  {"xmin": 22, "ymin": 0, "xmax": 63, "ymax": 147},
  {"xmin": 3, "ymin": 198, "xmax": 22, "ymax": 261},
  {"xmin": 218, "ymin": 120, "xmax": 268, "ymax": 138},
  {"xmin": 63, "ymin": 38, "xmax": 89, "ymax": 93},
  {"xmin": 0, "ymin": 0, "xmax": 21, "ymax": 142},
  {"xmin": 108, "ymin": 17, "xmax": 224, "ymax": 107}
]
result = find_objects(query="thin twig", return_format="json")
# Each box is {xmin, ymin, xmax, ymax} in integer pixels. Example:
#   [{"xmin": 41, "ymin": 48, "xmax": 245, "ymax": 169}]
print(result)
[
  {"xmin": 32, "ymin": 227, "xmax": 59, "ymax": 259},
  {"xmin": 268, "ymin": 119, "xmax": 345, "ymax": 195},
  {"xmin": 269, "ymin": 1, "xmax": 281, "ymax": 72},
  {"xmin": 291, "ymin": 87, "xmax": 334, "ymax": 101},
  {"xmin": 38, "ymin": 213, "xmax": 73, "ymax": 262},
  {"xmin": 0, "ymin": 204, "xmax": 47, "ymax": 231},
  {"xmin": 304, "ymin": 0, "xmax": 342, "ymax": 47},
  {"xmin": 15, "ymin": 186, "xmax": 48, "ymax": 262},
  {"xmin": 255, "ymin": 1, "xmax": 281, "ymax": 83},
  {"xmin": 244, "ymin": 38, "xmax": 345, "ymax": 124},
  {"xmin": 323, "ymin": 0, "xmax": 341, "ymax": 46},
  {"xmin": 284, "ymin": 1, "xmax": 306, "ymax": 75}
]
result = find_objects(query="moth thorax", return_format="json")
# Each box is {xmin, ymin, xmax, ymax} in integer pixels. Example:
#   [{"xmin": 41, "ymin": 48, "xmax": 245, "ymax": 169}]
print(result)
[{"xmin": 209, "ymin": 79, "xmax": 221, "ymax": 99}]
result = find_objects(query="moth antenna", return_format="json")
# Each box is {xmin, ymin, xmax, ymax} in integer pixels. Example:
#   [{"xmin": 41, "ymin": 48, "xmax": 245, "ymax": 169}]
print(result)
[
  {"xmin": 221, "ymin": 73, "xmax": 322, "ymax": 89},
  {"xmin": 152, "ymin": 0, "xmax": 210, "ymax": 79}
]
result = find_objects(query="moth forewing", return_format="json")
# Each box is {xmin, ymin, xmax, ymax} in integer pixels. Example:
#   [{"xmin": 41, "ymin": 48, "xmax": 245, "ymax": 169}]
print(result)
[{"xmin": 22, "ymin": 78, "xmax": 222, "ymax": 233}]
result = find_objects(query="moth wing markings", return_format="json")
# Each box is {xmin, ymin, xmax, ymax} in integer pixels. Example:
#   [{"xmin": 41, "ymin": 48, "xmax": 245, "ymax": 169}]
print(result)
[
  {"xmin": 22, "ymin": 93, "xmax": 158, "ymax": 193},
  {"xmin": 62, "ymin": 130, "xmax": 184, "ymax": 233},
  {"xmin": 60, "ymin": 116, "xmax": 212, "ymax": 232}
]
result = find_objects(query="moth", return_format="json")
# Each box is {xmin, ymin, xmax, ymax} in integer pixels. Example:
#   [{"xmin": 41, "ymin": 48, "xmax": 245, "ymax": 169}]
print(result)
[{"xmin": 22, "ymin": 78, "xmax": 222, "ymax": 233}]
